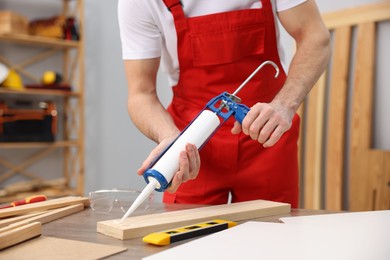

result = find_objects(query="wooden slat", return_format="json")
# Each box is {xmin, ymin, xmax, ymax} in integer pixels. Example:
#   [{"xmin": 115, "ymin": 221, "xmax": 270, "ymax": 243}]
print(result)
[
  {"xmin": 300, "ymin": 3, "xmax": 390, "ymax": 211},
  {"xmin": 98, "ymin": 199, "xmax": 290, "ymax": 240},
  {"xmin": 0, "ymin": 88, "xmax": 80, "ymax": 97},
  {"xmin": 322, "ymin": 2, "xmax": 390, "ymax": 29},
  {"xmin": 377, "ymin": 152, "xmax": 390, "ymax": 210},
  {"xmin": 0, "ymin": 222, "xmax": 41, "ymax": 250},
  {"xmin": 0, "ymin": 204, "xmax": 84, "ymax": 233},
  {"xmin": 349, "ymin": 22, "xmax": 376, "ymax": 211},
  {"xmin": 0, "ymin": 211, "xmax": 44, "ymax": 228},
  {"xmin": 325, "ymin": 26, "xmax": 351, "ymax": 211},
  {"xmin": 303, "ymin": 73, "xmax": 326, "ymax": 209},
  {"xmin": 0, "ymin": 196, "xmax": 89, "ymax": 218},
  {"xmin": 370, "ymin": 151, "xmax": 390, "ymax": 210},
  {"xmin": 297, "ymin": 102, "xmax": 305, "ymax": 208},
  {"xmin": 0, "ymin": 32, "xmax": 80, "ymax": 48}
]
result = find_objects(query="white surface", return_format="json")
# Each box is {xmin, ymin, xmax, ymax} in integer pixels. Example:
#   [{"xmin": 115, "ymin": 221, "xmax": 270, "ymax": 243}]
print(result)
[
  {"xmin": 144, "ymin": 210, "xmax": 390, "ymax": 260},
  {"xmin": 0, "ymin": 62, "xmax": 9, "ymax": 84},
  {"xmin": 152, "ymin": 110, "xmax": 220, "ymax": 182}
]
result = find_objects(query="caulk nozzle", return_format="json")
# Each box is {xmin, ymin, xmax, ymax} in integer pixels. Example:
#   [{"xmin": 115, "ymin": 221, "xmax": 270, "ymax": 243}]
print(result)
[{"xmin": 119, "ymin": 178, "xmax": 158, "ymax": 223}]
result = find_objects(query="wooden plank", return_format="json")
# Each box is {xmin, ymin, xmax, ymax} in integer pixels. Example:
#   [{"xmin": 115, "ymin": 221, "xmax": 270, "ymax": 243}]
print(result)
[
  {"xmin": 97, "ymin": 199, "xmax": 290, "ymax": 240},
  {"xmin": 0, "ymin": 196, "xmax": 89, "ymax": 218},
  {"xmin": 0, "ymin": 211, "xmax": 44, "ymax": 228},
  {"xmin": 297, "ymin": 102, "xmax": 305, "ymax": 208},
  {"xmin": 0, "ymin": 32, "xmax": 80, "ymax": 48},
  {"xmin": 367, "ymin": 150, "xmax": 390, "ymax": 210},
  {"xmin": 322, "ymin": 2, "xmax": 390, "ymax": 29},
  {"xmin": 325, "ymin": 26, "xmax": 351, "ymax": 211},
  {"xmin": 0, "ymin": 222, "xmax": 41, "ymax": 250},
  {"xmin": 303, "ymin": 73, "xmax": 326, "ymax": 209},
  {"xmin": 377, "ymin": 151, "xmax": 390, "ymax": 210},
  {"xmin": 0, "ymin": 204, "xmax": 84, "ymax": 233},
  {"xmin": 0, "ymin": 236, "xmax": 127, "ymax": 260},
  {"xmin": 349, "ymin": 22, "xmax": 376, "ymax": 211}
]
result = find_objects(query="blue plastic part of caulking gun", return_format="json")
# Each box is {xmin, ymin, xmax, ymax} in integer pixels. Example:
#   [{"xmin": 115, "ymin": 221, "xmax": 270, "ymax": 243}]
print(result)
[{"xmin": 143, "ymin": 92, "xmax": 250, "ymax": 192}]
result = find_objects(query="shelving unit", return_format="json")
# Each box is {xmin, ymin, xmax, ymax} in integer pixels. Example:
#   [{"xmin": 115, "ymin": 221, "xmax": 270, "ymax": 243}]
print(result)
[{"xmin": 0, "ymin": 0, "xmax": 85, "ymax": 202}]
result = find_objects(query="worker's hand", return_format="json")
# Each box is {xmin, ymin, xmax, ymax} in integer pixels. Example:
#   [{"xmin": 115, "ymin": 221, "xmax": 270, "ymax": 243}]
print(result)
[
  {"xmin": 231, "ymin": 101, "xmax": 294, "ymax": 147},
  {"xmin": 137, "ymin": 138, "xmax": 200, "ymax": 193},
  {"xmin": 167, "ymin": 143, "xmax": 200, "ymax": 193}
]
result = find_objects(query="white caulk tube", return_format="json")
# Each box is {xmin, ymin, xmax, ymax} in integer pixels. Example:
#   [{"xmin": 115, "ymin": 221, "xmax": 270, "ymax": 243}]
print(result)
[{"xmin": 120, "ymin": 110, "xmax": 221, "ymax": 222}]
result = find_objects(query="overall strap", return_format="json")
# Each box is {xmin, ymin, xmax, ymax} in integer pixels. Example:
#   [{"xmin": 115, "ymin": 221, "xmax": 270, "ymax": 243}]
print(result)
[{"xmin": 162, "ymin": 0, "xmax": 188, "ymax": 31}]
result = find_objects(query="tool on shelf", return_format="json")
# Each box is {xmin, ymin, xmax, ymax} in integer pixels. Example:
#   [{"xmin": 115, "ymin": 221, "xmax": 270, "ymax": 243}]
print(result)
[{"xmin": 119, "ymin": 61, "xmax": 279, "ymax": 223}]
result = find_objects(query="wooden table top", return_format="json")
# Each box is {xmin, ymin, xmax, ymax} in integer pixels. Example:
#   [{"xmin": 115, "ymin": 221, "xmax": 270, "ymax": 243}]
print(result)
[{"xmin": 41, "ymin": 203, "xmax": 334, "ymax": 259}]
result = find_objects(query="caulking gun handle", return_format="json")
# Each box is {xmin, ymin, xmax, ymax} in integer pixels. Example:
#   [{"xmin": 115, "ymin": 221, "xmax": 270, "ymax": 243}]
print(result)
[{"xmin": 234, "ymin": 104, "xmax": 250, "ymax": 124}]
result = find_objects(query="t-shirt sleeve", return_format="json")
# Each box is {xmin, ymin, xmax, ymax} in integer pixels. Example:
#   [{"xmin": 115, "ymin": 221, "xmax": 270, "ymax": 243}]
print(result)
[
  {"xmin": 117, "ymin": 0, "xmax": 162, "ymax": 60},
  {"xmin": 275, "ymin": 0, "xmax": 308, "ymax": 12}
]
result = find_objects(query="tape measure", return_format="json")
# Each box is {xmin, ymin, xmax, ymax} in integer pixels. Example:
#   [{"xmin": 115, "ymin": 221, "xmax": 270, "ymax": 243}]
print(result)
[{"xmin": 142, "ymin": 219, "xmax": 237, "ymax": 246}]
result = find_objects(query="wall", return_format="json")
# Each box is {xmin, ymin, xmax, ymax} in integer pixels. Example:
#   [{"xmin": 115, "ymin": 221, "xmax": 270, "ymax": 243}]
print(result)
[{"xmin": 83, "ymin": 1, "xmax": 172, "ymax": 202}]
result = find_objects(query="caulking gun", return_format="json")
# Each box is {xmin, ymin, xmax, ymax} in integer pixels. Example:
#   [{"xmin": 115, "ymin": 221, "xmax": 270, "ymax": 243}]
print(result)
[{"xmin": 119, "ymin": 60, "xmax": 279, "ymax": 222}]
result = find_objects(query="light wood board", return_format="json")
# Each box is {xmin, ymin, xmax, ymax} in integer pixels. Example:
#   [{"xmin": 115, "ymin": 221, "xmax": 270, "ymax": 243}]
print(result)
[
  {"xmin": 0, "ymin": 204, "xmax": 84, "ymax": 233},
  {"xmin": 0, "ymin": 196, "xmax": 89, "ymax": 218},
  {"xmin": 97, "ymin": 199, "xmax": 290, "ymax": 240},
  {"xmin": 0, "ymin": 211, "xmax": 44, "ymax": 228},
  {"xmin": 0, "ymin": 222, "xmax": 41, "ymax": 250},
  {"xmin": 299, "ymin": 2, "xmax": 390, "ymax": 211},
  {"xmin": 0, "ymin": 236, "xmax": 127, "ymax": 260}
]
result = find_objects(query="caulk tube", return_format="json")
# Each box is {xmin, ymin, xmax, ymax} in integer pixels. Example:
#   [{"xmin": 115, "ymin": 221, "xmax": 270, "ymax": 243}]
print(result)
[
  {"xmin": 143, "ymin": 110, "xmax": 221, "ymax": 192},
  {"xmin": 119, "ymin": 110, "xmax": 221, "ymax": 223}
]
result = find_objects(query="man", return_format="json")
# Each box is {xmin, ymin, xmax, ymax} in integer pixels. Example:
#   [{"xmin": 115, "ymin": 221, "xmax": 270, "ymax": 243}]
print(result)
[{"xmin": 118, "ymin": 0, "xmax": 330, "ymax": 208}]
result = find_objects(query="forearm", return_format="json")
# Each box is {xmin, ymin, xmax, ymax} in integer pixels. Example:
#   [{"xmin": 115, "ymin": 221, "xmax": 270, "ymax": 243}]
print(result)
[
  {"xmin": 128, "ymin": 91, "xmax": 179, "ymax": 143},
  {"xmin": 125, "ymin": 58, "xmax": 179, "ymax": 144},
  {"xmin": 274, "ymin": 30, "xmax": 331, "ymax": 112},
  {"xmin": 275, "ymin": 0, "xmax": 331, "ymax": 113}
]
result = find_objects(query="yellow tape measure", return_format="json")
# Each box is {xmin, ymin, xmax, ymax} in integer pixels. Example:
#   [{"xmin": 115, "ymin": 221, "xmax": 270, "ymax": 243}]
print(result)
[{"xmin": 143, "ymin": 219, "xmax": 237, "ymax": 246}]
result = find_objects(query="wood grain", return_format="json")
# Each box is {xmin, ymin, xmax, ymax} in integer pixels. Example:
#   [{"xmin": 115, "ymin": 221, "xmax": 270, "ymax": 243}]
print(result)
[
  {"xmin": 322, "ymin": 2, "xmax": 390, "ymax": 29},
  {"xmin": 0, "ymin": 222, "xmax": 41, "ymax": 250},
  {"xmin": 349, "ymin": 22, "xmax": 375, "ymax": 211},
  {"xmin": 303, "ymin": 73, "xmax": 326, "ymax": 209},
  {"xmin": 0, "ymin": 204, "xmax": 84, "ymax": 233},
  {"xmin": 325, "ymin": 26, "xmax": 351, "ymax": 210},
  {"xmin": 0, "ymin": 196, "xmax": 89, "ymax": 219},
  {"xmin": 0, "ymin": 211, "xmax": 44, "ymax": 228},
  {"xmin": 299, "ymin": 3, "xmax": 390, "ymax": 211},
  {"xmin": 0, "ymin": 236, "xmax": 127, "ymax": 260},
  {"xmin": 97, "ymin": 199, "xmax": 290, "ymax": 240}
]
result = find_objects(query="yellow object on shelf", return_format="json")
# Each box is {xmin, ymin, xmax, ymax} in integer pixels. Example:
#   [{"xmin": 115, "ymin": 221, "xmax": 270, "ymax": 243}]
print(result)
[
  {"xmin": 42, "ymin": 71, "xmax": 62, "ymax": 85},
  {"xmin": 1, "ymin": 69, "xmax": 24, "ymax": 90}
]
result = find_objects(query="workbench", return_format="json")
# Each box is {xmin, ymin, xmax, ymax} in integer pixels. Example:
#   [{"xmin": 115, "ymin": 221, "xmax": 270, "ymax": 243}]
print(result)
[{"xmin": 40, "ymin": 203, "xmax": 334, "ymax": 259}]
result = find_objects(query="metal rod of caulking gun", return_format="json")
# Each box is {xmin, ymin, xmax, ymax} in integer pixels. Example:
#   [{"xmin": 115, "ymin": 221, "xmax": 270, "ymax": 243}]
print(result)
[
  {"xmin": 218, "ymin": 60, "xmax": 280, "ymax": 113},
  {"xmin": 231, "ymin": 60, "xmax": 280, "ymax": 96}
]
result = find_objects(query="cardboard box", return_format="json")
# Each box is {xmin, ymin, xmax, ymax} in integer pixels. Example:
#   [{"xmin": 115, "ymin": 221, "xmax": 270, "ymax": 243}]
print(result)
[{"xmin": 0, "ymin": 11, "xmax": 28, "ymax": 34}]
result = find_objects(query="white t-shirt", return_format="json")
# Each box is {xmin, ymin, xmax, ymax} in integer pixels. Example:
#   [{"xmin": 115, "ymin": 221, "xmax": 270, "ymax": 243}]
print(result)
[{"xmin": 118, "ymin": 0, "xmax": 307, "ymax": 86}]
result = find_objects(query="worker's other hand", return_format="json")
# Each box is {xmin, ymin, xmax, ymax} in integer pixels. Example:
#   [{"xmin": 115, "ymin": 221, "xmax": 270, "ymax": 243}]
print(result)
[
  {"xmin": 231, "ymin": 101, "xmax": 294, "ymax": 147},
  {"xmin": 167, "ymin": 143, "xmax": 200, "ymax": 193},
  {"xmin": 137, "ymin": 138, "xmax": 200, "ymax": 193}
]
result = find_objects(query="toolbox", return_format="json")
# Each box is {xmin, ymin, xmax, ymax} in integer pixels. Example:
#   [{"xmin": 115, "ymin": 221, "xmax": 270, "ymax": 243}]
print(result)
[{"xmin": 0, "ymin": 99, "xmax": 57, "ymax": 142}]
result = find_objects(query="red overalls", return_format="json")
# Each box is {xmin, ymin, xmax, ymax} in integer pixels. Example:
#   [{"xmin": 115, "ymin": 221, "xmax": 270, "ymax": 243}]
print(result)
[{"xmin": 162, "ymin": 0, "xmax": 300, "ymax": 208}]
